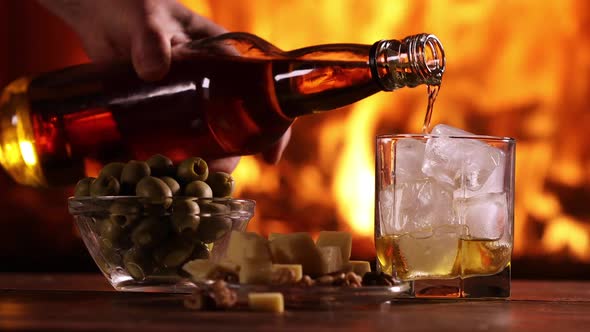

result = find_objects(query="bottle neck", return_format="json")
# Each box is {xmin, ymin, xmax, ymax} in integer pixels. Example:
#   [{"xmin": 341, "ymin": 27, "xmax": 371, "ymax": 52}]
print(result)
[
  {"xmin": 181, "ymin": 32, "xmax": 445, "ymax": 118},
  {"xmin": 369, "ymin": 34, "xmax": 445, "ymax": 91}
]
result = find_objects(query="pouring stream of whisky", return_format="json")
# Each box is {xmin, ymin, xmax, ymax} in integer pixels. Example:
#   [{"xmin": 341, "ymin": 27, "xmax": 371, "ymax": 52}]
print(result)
[{"xmin": 421, "ymin": 84, "xmax": 441, "ymax": 134}]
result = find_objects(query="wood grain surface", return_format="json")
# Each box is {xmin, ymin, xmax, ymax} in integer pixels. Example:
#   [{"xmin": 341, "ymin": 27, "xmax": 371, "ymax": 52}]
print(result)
[{"xmin": 1, "ymin": 274, "xmax": 589, "ymax": 331}]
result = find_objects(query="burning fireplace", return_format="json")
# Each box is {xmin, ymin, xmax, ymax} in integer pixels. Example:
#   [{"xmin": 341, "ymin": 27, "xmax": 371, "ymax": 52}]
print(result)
[{"xmin": 1, "ymin": 0, "xmax": 589, "ymax": 278}]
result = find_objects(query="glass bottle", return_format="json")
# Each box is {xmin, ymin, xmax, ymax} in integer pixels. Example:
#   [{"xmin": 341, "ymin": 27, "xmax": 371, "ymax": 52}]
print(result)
[{"xmin": 0, "ymin": 32, "xmax": 445, "ymax": 187}]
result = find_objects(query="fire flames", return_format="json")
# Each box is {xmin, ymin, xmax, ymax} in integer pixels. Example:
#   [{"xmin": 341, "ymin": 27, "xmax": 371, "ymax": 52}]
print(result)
[{"xmin": 180, "ymin": 0, "xmax": 590, "ymax": 262}]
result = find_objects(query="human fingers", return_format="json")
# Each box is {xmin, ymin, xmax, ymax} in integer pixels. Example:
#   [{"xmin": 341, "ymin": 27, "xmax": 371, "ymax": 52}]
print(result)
[
  {"xmin": 206, "ymin": 157, "xmax": 241, "ymax": 174},
  {"xmin": 130, "ymin": 20, "xmax": 172, "ymax": 81}
]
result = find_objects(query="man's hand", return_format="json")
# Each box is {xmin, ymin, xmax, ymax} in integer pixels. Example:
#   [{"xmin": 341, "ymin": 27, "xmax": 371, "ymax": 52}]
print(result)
[{"xmin": 38, "ymin": 0, "xmax": 226, "ymax": 81}]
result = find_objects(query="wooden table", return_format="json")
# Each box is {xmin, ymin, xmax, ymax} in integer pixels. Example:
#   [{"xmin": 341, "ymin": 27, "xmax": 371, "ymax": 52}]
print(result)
[{"xmin": 1, "ymin": 274, "xmax": 589, "ymax": 331}]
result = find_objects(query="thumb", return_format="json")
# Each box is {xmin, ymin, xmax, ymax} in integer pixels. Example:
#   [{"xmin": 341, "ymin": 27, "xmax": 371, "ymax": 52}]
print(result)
[{"xmin": 131, "ymin": 26, "xmax": 171, "ymax": 81}]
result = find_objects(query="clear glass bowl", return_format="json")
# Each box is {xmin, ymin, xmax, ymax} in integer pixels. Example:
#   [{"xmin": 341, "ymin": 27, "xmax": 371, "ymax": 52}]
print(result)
[{"xmin": 68, "ymin": 196, "xmax": 255, "ymax": 293}]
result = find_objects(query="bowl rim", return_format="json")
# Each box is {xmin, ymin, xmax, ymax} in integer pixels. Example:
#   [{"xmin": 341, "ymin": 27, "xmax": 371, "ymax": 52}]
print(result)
[
  {"xmin": 68, "ymin": 196, "xmax": 256, "ymax": 216},
  {"xmin": 68, "ymin": 196, "xmax": 255, "ymax": 203}
]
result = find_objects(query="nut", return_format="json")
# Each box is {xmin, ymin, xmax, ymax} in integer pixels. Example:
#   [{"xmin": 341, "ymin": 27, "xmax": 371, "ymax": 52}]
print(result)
[
  {"xmin": 210, "ymin": 270, "xmax": 239, "ymax": 284},
  {"xmin": 184, "ymin": 281, "xmax": 238, "ymax": 310},
  {"xmin": 184, "ymin": 290, "xmax": 216, "ymax": 310},
  {"xmin": 344, "ymin": 272, "xmax": 362, "ymax": 288},
  {"xmin": 297, "ymin": 275, "xmax": 316, "ymax": 287},
  {"xmin": 330, "ymin": 272, "xmax": 346, "ymax": 286},
  {"xmin": 210, "ymin": 280, "xmax": 238, "ymax": 309},
  {"xmin": 315, "ymin": 272, "xmax": 361, "ymax": 287}
]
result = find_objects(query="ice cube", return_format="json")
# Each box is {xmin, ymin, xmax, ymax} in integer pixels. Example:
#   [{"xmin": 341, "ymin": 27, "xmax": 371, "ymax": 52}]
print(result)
[
  {"xmin": 377, "ymin": 186, "xmax": 395, "ymax": 235},
  {"xmin": 454, "ymin": 162, "xmax": 506, "ymax": 199},
  {"xmin": 454, "ymin": 193, "xmax": 508, "ymax": 240},
  {"xmin": 430, "ymin": 124, "xmax": 474, "ymax": 137},
  {"xmin": 398, "ymin": 225, "xmax": 462, "ymax": 279},
  {"xmin": 392, "ymin": 179, "xmax": 455, "ymax": 233},
  {"xmin": 422, "ymin": 124, "xmax": 505, "ymax": 191},
  {"xmin": 394, "ymin": 139, "xmax": 427, "ymax": 183}
]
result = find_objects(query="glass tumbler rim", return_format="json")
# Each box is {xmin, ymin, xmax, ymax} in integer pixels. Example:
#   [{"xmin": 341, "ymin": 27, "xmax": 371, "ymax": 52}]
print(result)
[{"xmin": 376, "ymin": 133, "xmax": 515, "ymax": 143}]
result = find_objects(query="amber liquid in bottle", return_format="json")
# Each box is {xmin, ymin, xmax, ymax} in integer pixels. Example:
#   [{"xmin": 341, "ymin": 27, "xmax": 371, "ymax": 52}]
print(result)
[
  {"xmin": 0, "ymin": 32, "xmax": 444, "ymax": 186},
  {"xmin": 10, "ymin": 57, "xmax": 376, "ymax": 185}
]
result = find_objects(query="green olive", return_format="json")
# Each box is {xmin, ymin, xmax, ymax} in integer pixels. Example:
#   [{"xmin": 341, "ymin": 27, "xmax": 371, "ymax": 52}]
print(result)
[
  {"xmin": 146, "ymin": 154, "xmax": 174, "ymax": 177},
  {"xmin": 93, "ymin": 217, "xmax": 107, "ymax": 234},
  {"xmin": 185, "ymin": 181, "xmax": 212, "ymax": 198},
  {"xmin": 177, "ymin": 157, "xmax": 208, "ymax": 183},
  {"xmin": 196, "ymin": 216, "xmax": 232, "ymax": 244},
  {"xmin": 131, "ymin": 217, "xmax": 169, "ymax": 248},
  {"xmin": 159, "ymin": 176, "xmax": 180, "ymax": 196},
  {"xmin": 172, "ymin": 199, "xmax": 200, "ymax": 215},
  {"xmin": 110, "ymin": 214, "xmax": 139, "ymax": 228},
  {"xmin": 74, "ymin": 177, "xmax": 95, "ymax": 197},
  {"xmin": 111, "ymin": 214, "xmax": 141, "ymax": 228},
  {"xmin": 109, "ymin": 201, "xmax": 142, "ymax": 228},
  {"xmin": 170, "ymin": 199, "xmax": 200, "ymax": 233},
  {"xmin": 120, "ymin": 161, "xmax": 151, "ymax": 194},
  {"xmin": 99, "ymin": 162, "xmax": 126, "ymax": 180},
  {"xmin": 90, "ymin": 175, "xmax": 120, "ymax": 196},
  {"xmin": 171, "ymin": 214, "xmax": 200, "ymax": 234},
  {"xmin": 147, "ymin": 268, "xmax": 183, "ymax": 282},
  {"xmin": 206, "ymin": 172, "xmax": 235, "ymax": 198},
  {"xmin": 99, "ymin": 238, "xmax": 123, "ymax": 267},
  {"xmin": 123, "ymin": 247, "xmax": 153, "ymax": 280},
  {"xmin": 98, "ymin": 218, "xmax": 126, "ymax": 247},
  {"xmin": 136, "ymin": 176, "xmax": 173, "ymax": 208},
  {"xmin": 199, "ymin": 202, "xmax": 230, "ymax": 215},
  {"xmin": 189, "ymin": 241, "xmax": 210, "ymax": 260},
  {"xmin": 153, "ymin": 238, "xmax": 195, "ymax": 268}
]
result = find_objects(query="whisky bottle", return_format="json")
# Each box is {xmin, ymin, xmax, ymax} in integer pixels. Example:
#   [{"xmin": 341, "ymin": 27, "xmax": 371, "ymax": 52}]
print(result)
[{"xmin": 0, "ymin": 32, "xmax": 445, "ymax": 186}]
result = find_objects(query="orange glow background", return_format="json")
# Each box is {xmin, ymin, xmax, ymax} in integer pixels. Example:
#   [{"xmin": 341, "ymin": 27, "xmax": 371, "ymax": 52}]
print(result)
[{"xmin": 1, "ymin": 0, "xmax": 589, "ymax": 277}]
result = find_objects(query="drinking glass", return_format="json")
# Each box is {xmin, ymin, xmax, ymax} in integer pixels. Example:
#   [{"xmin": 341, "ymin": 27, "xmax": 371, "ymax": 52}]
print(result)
[{"xmin": 375, "ymin": 133, "xmax": 515, "ymax": 298}]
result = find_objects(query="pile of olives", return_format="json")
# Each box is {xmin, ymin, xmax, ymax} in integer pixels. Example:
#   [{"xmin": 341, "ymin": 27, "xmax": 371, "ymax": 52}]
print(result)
[{"xmin": 74, "ymin": 154, "xmax": 237, "ymax": 281}]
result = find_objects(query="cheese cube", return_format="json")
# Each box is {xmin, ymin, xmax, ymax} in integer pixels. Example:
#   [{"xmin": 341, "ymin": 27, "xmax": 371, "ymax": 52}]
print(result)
[
  {"xmin": 318, "ymin": 246, "xmax": 343, "ymax": 274},
  {"xmin": 271, "ymin": 264, "xmax": 303, "ymax": 282},
  {"xmin": 225, "ymin": 231, "xmax": 272, "ymax": 267},
  {"xmin": 248, "ymin": 293, "xmax": 284, "ymax": 313},
  {"xmin": 182, "ymin": 259, "xmax": 216, "ymax": 281},
  {"xmin": 182, "ymin": 259, "xmax": 238, "ymax": 282},
  {"xmin": 269, "ymin": 232, "xmax": 325, "ymax": 276},
  {"xmin": 268, "ymin": 233, "xmax": 286, "ymax": 241},
  {"xmin": 344, "ymin": 260, "xmax": 372, "ymax": 276},
  {"xmin": 316, "ymin": 231, "xmax": 352, "ymax": 263},
  {"xmin": 239, "ymin": 259, "xmax": 272, "ymax": 284},
  {"xmin": 217, "ymin": 259, "xmax": 240, "ymax": 273}
]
